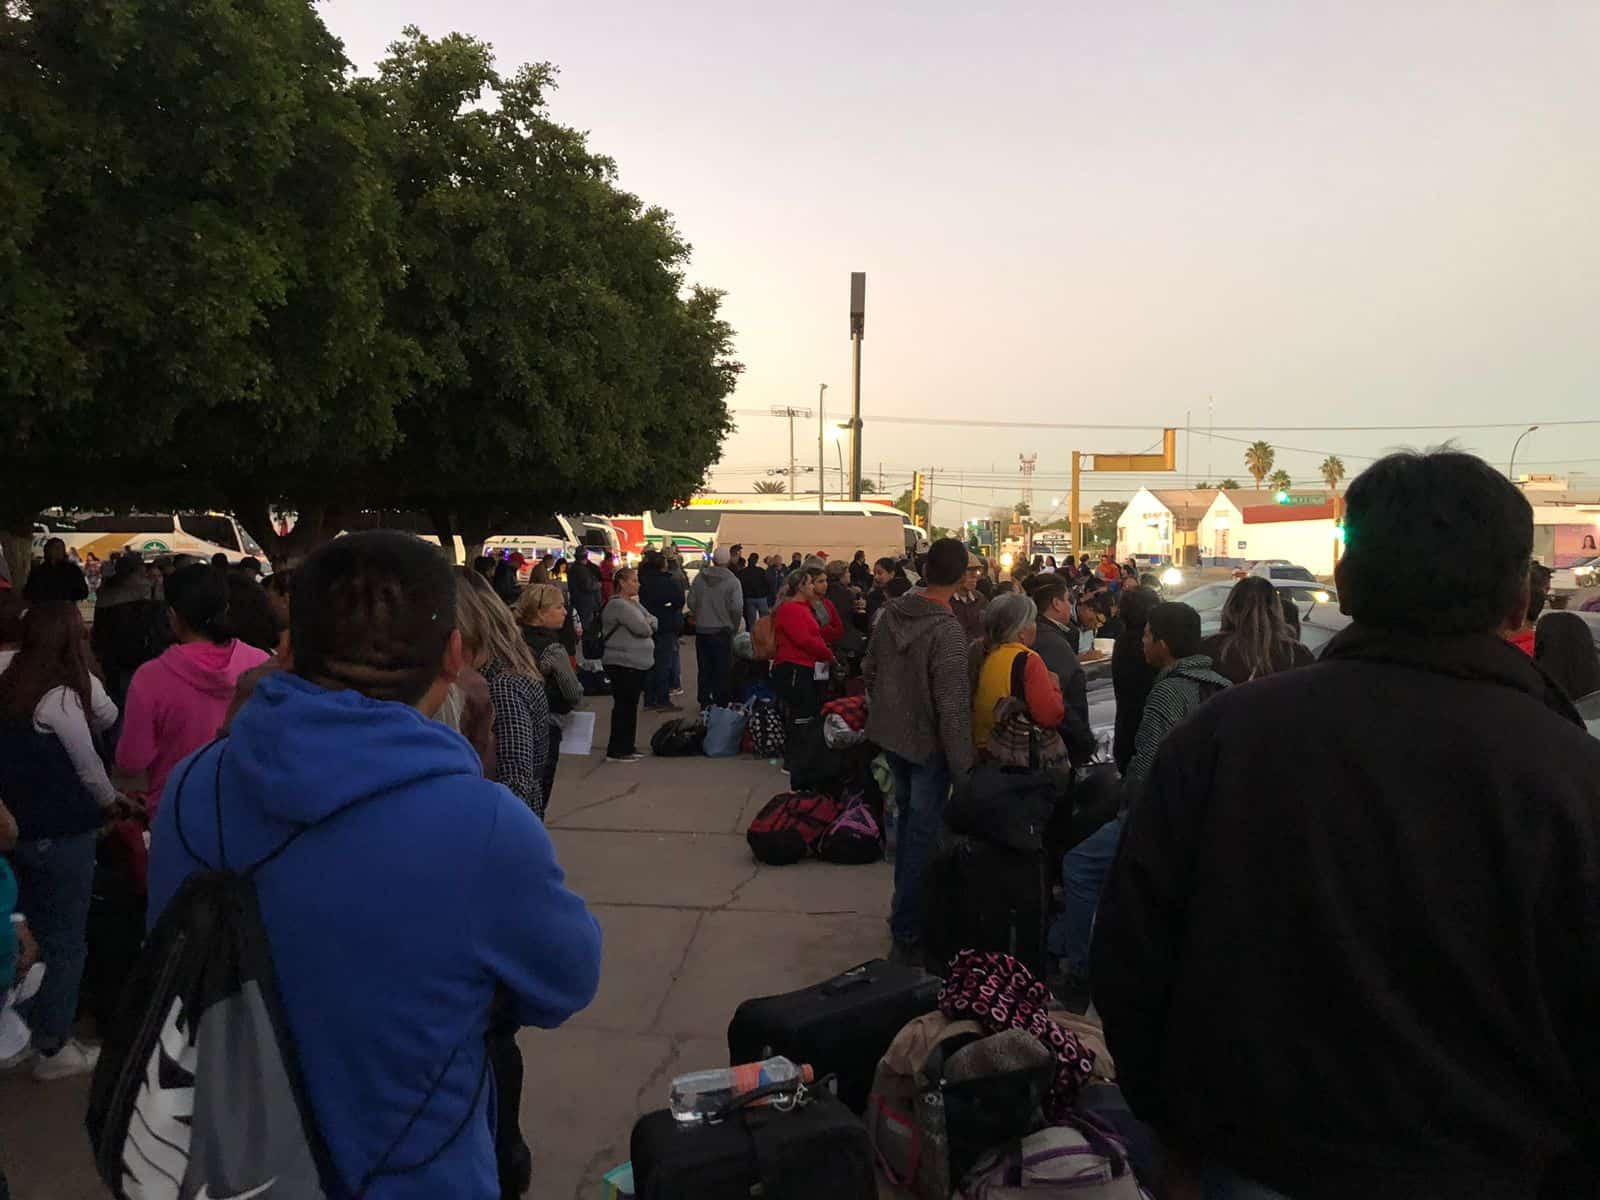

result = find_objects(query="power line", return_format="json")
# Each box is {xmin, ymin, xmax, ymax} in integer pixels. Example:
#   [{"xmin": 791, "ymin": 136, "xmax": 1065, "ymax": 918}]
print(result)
[{"xmin": 729, "ymin": 410, "xmax": 1600, "ymax": 434}]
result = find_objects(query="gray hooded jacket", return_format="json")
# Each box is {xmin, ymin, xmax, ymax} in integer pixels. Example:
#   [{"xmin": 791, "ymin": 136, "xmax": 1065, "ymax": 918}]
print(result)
[
  {"xmin": 864, "ymin": 592, "xmax": 974, "ymax": 775},
  {"xmin": 689, "ymin": 565, "xmax": 744, "ymax": 633}
]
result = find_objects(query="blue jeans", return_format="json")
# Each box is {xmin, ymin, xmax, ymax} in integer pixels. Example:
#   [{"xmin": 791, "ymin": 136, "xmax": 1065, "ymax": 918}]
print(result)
[
  {"xmin": 1048, "ymin": 814, "xmax": 1123, "ymax": 977},
  {"xmin": 647, "ymin": 630, "xmax": 678, "ymax": 707},
  {"xmin": 12, "ymin": 832, "xmax": 97, "ymax": 1053},
  {"xmin": 1203, "ymin": 1166, "xmax": 1292, "ymax": 1199},
  {"xmin": 886, "ymin": 752, "xmax": 951, "ymax": 947},
  {"xmin": 743, "ymin": 596, "xmax": 770, "ymax": 634},
  {"xmin": 695, "ymin": 630, "xmax": 734, "ymax": 707}
]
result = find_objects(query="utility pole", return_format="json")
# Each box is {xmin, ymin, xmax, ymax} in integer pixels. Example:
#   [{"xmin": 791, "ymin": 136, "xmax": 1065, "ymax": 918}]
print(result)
[
  {"xmin": 849, "ymin": 273, "xmax": 866, "ymax": 501},
  {"xmin": 770, "ymin": 405, "xmax": 813, "ymax": 498},
  {"xmin": 925, "ymin": 468, "xmax": 934, "ymax": 532},
  {"xmin": 817, "ymin": 384, "xmax": 828, "ymax": 514}
]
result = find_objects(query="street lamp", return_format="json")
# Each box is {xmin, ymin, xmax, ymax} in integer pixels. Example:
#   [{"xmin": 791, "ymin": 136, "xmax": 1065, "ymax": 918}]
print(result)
[
  {"xmin": 826, "ymin": 423, "xmax": 850, "ymax": 498},
  {"xmin": 1508, "ymin": 425, "xmax": 1539, "ymax": 480}
]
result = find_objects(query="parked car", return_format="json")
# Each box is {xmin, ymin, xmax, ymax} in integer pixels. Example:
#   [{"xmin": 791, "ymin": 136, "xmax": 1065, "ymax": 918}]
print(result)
[
  {"xmin": 1248, "ymin": 562, "xmax": 1319, "ymax": 583},
  {"xmin": 1174, "ymin": 578, "xmax": 1338, "ymax": 623}
]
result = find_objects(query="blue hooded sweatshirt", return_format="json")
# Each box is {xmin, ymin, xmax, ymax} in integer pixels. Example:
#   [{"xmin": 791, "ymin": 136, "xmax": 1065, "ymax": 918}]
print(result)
[{"xmin": 147, "ymin": 671, "xmax": 602, "ymax": 1199}]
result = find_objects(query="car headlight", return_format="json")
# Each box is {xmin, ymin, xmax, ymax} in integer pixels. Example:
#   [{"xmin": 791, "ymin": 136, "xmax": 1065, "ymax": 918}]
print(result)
[
  {"xmin": 1161, "ymin": 567, "xmax": 1183, "ymax": 586},
  {"xmin": 1577, "ymin": 566, "xmax": 1593, "ymax": 578},
  {"xmin": 1313, "ymin": 590, "xmax": 1331, "ymax": 603}
]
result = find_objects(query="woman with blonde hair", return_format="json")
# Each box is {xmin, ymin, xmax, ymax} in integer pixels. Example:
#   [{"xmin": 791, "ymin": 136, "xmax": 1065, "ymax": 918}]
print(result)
[
  {"xmin": 514, "ymin": 583, "xmax": 583, "ymax": 719},
  {"xmin": 456, "ymin": 571, "xmax": 552, "ymax": 818}
]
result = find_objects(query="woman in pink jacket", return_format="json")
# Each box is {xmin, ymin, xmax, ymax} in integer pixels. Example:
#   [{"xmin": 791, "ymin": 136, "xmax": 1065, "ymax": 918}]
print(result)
[{"xmin": 116, "ymin": 564, "xmax": 269, "ymax": 814}]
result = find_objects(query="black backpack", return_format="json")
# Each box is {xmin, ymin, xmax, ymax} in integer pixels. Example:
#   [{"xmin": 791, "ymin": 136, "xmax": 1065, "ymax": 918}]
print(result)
[{"xmin": 86, "ymin": 745, "xmax": 485, "ymax": 1199}]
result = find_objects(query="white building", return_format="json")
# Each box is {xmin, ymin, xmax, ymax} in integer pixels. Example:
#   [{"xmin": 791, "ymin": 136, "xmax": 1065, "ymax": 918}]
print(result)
[{"xmin": 1117, "ymin": 488, "xmax": 1235, "ymax": 564}]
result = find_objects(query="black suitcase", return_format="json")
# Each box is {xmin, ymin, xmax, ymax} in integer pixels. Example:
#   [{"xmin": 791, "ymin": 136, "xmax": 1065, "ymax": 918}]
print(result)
[
  {"xmin": 630, "ymin": 1091, "xmax": 875, "ymax": 1200},
  {"xmin": 924, "ymin": 835, "xmax": 1048, "ymax": 979},
  {"xmin": 727, "ymin": 959, "xmax": 941, "ymax": 1114}
]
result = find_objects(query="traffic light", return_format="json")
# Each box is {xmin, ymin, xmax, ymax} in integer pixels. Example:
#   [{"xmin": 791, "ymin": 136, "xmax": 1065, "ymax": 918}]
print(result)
[
  {"xmin": 1274, "ymin": 489, "xmax": 1290, "ymax": 504},
  {"xmin": 912, "ymin": 471, "xmax": 924, "ymax": 509}
]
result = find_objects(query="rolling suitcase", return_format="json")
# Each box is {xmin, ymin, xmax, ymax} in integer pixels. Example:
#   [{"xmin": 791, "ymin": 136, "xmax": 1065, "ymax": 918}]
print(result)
[
  {"xmin": 727, "ymin": 959, "xmax": 941, "ymax": 1114},
  {"xmin": 630, "ymin": 1090, "xmax": 874, "ymax": 1200}
]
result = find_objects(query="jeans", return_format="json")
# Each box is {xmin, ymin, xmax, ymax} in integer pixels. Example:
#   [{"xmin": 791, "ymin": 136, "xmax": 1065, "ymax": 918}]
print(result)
[
  {"xmin": 646, "ymin": 630, "xmax": 678, "ymax": 707},
  {"xmin": 695, "ymin": 630, "xmax": 734, "ymax": 707},
  {"xmin": 886, "ymin": 752, "xmax": 951, "ymax": 947},
  {"xmin": 1047, "ymin": 814, "xmax": 1123, "ymax": 977},
  {"xmin": 12, "ymin": 831, "xmax": 97, "ymax": 1053},
  {"xmin": 743, "ymin": 596, "xmax": 771, "ymax": 635},
  {"xmin": 607, "ymin": 666, "xmax": 645, "ymax": 757},
  {"xmin": 1202, "ymin": 1166, "xmax": 1293, "ymax": 1200}
]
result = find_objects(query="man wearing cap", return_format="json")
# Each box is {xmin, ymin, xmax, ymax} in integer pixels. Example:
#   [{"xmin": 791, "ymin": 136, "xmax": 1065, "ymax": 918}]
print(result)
[{"xmin": 689, "ymin": 546, "xmax": 744, "ymax": 706}]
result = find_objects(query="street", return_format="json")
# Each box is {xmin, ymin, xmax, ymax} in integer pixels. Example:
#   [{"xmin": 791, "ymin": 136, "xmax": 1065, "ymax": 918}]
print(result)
[{"xmin": 0, "ymin": 655, "xmax": 895, "ymax": 1199}]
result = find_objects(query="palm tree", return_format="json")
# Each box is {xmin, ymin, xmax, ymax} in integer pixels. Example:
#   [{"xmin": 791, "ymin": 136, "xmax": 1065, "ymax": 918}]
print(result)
[
  {"xmin": 1218, "ymin": 478, "xmax": 1241, "ymax": 490},
  {"xmin": 753, "ymin": 479, "xmax": 788, "ymax": 495},
  {"xmin": 1268, "ymin": 469, "xmax": 1292, "ymax": 493},
  {"xmin": 1244, "ymin": 441, "xmax": 1275, "ymax": 489},
  {"xmin": 1320, "ymin": 454, "xmax": 1346, "ymax": 494}
]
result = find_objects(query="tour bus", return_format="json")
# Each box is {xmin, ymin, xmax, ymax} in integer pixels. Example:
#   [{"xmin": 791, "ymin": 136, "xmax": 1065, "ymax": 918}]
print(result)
[
  {"xmin": 630, "ymin": 499, "xmax": 927, "ymax": 559},
  {"xmin": 32, "ymin": 512, "xmax": 267, "ymax": 565}
]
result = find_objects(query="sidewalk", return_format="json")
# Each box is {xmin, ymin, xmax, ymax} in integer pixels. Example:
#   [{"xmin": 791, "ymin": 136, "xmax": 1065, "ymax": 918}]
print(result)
[{"xmin": 0, "ymin": 651, "xmax": 894, "ymax": 1198}]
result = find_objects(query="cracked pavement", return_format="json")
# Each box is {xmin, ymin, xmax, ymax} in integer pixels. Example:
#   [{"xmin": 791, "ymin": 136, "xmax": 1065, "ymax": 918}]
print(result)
[{"xmin": 0, "ymin": 652, "xmax": 893, "ymax": 1199}]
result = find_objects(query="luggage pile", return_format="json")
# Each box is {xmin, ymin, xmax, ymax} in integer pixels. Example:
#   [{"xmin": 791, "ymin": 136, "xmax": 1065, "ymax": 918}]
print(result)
[{"xmin": 621, "ymin": 956, "xmax": 1156, "ymax": 1199}]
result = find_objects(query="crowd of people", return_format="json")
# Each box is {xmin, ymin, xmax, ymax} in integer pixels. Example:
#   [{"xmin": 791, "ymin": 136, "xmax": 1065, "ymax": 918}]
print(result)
[{"xmin": 4, "ymin": 452, "xmax": 1600, "ymax": 1197}]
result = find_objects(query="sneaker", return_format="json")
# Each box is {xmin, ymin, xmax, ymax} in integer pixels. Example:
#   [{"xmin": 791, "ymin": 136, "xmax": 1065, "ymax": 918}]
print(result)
[
  {"xmin": 33, "ymin": 1039, "xmax": 99, "ymax": 1081},
  {"xmin": 1047, "ymin": 969, "xmax": 1093, "ymax": 1015},
  {"xmin": 604, "ymin": 753, "xmax": 645, "ymax": 764},
  {"xmin": 670, "ymin": 687, "xmax": 685, "ymax": 697}
]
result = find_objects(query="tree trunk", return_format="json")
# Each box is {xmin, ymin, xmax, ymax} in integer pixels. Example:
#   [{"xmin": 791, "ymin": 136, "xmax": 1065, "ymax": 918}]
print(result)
[
  {"xmin": 427, "ymin": 506, "xmax": 462, "ymax": 564},
  {"xmin": 1, "ymin": 501, "xmax": 39, "ymax": 595},
  {"xmin": 232, "ymin": 498, "xmax": 345, "ymax": 571}
]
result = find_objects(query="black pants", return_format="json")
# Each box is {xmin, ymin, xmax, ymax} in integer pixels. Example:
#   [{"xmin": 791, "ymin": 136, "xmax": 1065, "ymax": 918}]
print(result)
[
  {"xmin": 695, "ymin": 630, "xmax": 734, "ymax": 707},
  {"xmin": 607, "ymin": 665, "xmax": 645, "ymax": 757},
  {"xmin": 772, "ymin": 662, "xmax": 822, "ymax": 772},
  {"xmin": 487, "ymin": 1017, "xmax": 531, "ymax": 1198}
]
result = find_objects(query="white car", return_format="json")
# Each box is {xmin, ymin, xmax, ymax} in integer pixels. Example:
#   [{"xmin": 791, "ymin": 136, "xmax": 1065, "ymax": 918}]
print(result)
[
  {"xmin": 1550, "ymin": 557, "xmax": 1600, "ymax": 593},
  {"xmin": 1248, "ymin": 562, "xmax": 1319, "ymax": 583}
]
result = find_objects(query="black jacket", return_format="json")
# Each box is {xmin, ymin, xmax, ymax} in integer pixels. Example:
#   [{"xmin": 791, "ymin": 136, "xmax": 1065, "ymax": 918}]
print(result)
[
  {"xmin": 1094, "ymin": 626, "xmax": 1600, "ymax": 1200},
  {"xmin": 24, "ymin": 559, "xmax": 88, "ymax": 605},
  {"xmin": 1110, "ymin": 628, "xmax": 1159, "ymax": 774},
  {"xmin": 638, "ymin": 564, "xmax": 685, "ymax": 635},
  {"xmin": 1198, "ymin": 630, "xmax": 1317, "ymax": 684},
  {"xmin": 1030, "ymin": 617, "xmax": 1097, "ymax": 766},
  {"xmin": 738, "ymin": 563, "xmax": 770, "ymax": 601}
]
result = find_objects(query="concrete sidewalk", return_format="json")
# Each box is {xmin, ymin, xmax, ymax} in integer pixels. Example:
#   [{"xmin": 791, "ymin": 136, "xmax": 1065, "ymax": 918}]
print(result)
[{"xmin": 0, "ymin": 652, "xmax": 893, "ymax": 1198}]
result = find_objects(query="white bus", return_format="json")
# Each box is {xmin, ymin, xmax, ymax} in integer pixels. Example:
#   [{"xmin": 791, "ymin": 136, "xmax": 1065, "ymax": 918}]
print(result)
[
  {"xmin": 634, "ymin": 500, "xmax": 926, "ymax": 559},
  {"xmin": 32, "ymin": 512, "xmax": 266, "ymax": 565}
]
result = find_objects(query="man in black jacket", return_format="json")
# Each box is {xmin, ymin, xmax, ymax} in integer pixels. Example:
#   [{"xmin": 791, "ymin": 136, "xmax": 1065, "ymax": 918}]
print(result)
[
  {"xmin": 1027, "ymin": 574, "xmax": 1096, "ymax": 764},
  {"xmin": 1094, "ymin": 451, "xmax": 1600, "ymax": 1200}
]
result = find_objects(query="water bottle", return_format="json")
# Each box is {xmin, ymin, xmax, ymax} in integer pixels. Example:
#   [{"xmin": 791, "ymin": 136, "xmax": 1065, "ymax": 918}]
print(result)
[{"xmin": 668, "ymin": 1056, "xmax": 813, "ymax": 1122}]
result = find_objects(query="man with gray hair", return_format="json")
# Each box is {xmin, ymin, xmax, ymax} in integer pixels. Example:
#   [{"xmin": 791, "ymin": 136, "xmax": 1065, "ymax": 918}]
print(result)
[{"xmin": 689, "ymin": 545, "xmax": 744, "ymax": 706}]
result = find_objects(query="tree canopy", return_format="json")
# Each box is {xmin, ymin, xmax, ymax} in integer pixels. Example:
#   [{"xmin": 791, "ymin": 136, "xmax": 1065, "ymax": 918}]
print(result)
[
  {"xmin": 0, "ymin": 6, "xmax": 736, "ymax": 568},
  {"xmin": 1090, "ymin": 500, "xmax": 1127, "ymax": 548},
  {"xmin": 1244, "ymin": 441, "xmax": 1276, "ymax": 489}
]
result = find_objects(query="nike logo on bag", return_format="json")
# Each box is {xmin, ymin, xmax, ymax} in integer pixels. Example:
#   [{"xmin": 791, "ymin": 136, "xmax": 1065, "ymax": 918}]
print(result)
[{"xmin": 195, "ymin": 1181, "xmax": 277, "ymax": 1200}]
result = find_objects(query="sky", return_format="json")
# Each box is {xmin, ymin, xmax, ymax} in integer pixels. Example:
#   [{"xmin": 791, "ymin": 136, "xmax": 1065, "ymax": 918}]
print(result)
[{"xmin": 322, "ymin": 0, "xmax": 1600, "ymax": 522}]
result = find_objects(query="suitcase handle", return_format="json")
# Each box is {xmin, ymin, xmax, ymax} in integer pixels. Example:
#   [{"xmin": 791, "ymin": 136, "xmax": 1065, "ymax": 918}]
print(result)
[{"xmin": 819, "ymin": 960, "xmax": 879, "ymax": 995}]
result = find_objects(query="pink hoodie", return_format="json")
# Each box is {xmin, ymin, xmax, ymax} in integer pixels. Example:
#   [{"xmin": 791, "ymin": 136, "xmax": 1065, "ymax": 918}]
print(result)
[{"xmin": 117, "ymin": 639, "xmax": 270, "ymax": 814}]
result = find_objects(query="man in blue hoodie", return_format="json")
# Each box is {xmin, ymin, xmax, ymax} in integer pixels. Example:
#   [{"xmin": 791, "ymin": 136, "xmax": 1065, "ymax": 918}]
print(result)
[{"xmin": 147, "ymin": 531, "xmax": 602, "ymax": 1199}]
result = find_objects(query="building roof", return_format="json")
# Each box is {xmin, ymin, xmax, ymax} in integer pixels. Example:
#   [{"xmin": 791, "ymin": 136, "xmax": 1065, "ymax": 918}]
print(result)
[
  {"xmin": 1144, "ymin": 488, "xmax": 1231, "ymax": 531},
  {"xmin": 1242, "ymin": 501, "xmax": 1336, "ymax": 524}
]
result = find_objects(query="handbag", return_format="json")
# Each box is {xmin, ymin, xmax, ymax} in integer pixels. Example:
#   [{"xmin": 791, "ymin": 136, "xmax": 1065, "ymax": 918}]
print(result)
[{"xmin": 986, "ymin": 651, "xmax": 1069, "ymax": 771}]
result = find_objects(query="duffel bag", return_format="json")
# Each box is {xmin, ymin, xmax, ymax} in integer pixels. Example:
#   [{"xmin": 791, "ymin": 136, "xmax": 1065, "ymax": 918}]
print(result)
[
  {"xmin": 651, "ymin": 716, "xmax": 706, "ymax": 757},
  {"xmin": 960, "ymin": 1111, "xmax": 1146, "ymax": 1199},
  {"xmin": 746, "ymin": 792, "xmax": 844, "ymax": 865},
  {"xmin": 816, "ymin": 799, "xmax": 883, "ymax": 865}
]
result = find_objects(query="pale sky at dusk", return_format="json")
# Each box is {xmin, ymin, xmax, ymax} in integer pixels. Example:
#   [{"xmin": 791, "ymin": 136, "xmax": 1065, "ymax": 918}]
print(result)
[{"xmin": 323, "ymin": 0, "xmax": 1600, "ymax": 520}]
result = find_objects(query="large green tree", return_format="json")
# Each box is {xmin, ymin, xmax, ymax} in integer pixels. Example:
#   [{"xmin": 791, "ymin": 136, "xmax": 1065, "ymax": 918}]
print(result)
[
  {"xmin": 1089, "ymin": 500, "xmax": 1127, "ymax": 548},
  {"xmin": 1244, "ymin": 441, "xmax": 1276, "ymax": 490},
  {"xmin": 363, "ymin": 30, "xmax": 737, "ymax": 556},
  {"xmin": 0, "ymin": 0, "xmax": 407, "ymax": 574}
]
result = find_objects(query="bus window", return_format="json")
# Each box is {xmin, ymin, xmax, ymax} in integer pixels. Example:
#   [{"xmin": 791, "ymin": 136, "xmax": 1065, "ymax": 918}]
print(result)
[{"xmin": 181, "ymin": 513, "xmax": 242, "ymax": 552}]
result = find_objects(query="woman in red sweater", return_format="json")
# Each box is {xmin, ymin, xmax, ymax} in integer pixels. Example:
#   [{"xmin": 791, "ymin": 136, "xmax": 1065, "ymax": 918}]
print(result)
[{"xmin": 772, "ymin": 567, "xmax": 832, "ymax": 738}]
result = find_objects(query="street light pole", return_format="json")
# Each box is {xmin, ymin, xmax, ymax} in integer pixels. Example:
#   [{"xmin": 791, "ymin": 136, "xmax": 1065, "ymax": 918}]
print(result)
[
  {"xmin": 1508, "ymin": 424, "xmax": 1539, "ymax": 480},
  {"xmin": 849, "ymin": 272, "xmax": 865, "ymax": 502}
]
